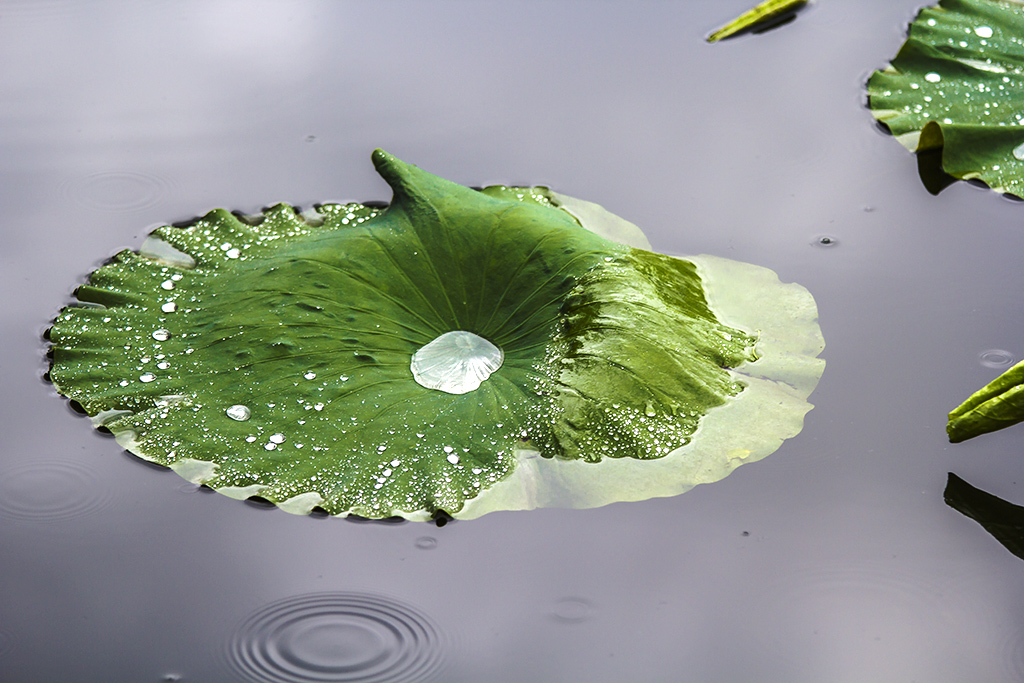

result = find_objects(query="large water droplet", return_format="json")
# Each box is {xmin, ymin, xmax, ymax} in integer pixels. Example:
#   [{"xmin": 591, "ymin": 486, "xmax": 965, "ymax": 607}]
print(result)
[
  {"xmin": 410, "ymin": 330, "xmax": 503, "ymax": 395},
  {"xmin": 975, "ymin": 26, "xmax": 993, "ymax": 38},
  {"xmin": 1013, "ymin": 142, "xmax": 1024, "ymax": 161},
  {"xmin": 226, "ymin": 404, "xmax": 251, "ymax": 421},
  {"xmin": 925, "ymin": 72, "xmax": 942, "ymax": 83},
  {"xmin": 152, "ymin": 329, "xmax": 170, "ymax": 341}
]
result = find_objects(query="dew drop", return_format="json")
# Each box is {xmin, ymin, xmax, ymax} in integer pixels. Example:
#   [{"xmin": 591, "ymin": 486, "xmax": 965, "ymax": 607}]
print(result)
[
  {"xmin": 139, "ymin": 373, "xmax": 156, "ymax": 383},
  {"xmin": 1013, "ymin": 142, "xmax": 1024, "ymax": 161},
  {"xmin": 269, "ymin": 433, "xmax": 286, "ymax": 444},
  {"xmin": 975, "ymin": 26, "xmax": 993, "ymax": 38},
  {"xmin": 226, "ymin": 404, "xmax": 251, "ymax": 421},
  {"xmin": 152, "ymin": 329, "xmax": 170, "ymax": 341},
  {"xmin": 225, "ymin": 248, "xmax": 241, "ymax": 259},
  {"xmin": 304, "ymin": 371, "xmax": 316, "ymax": 380},
  {"xmin": 925, "ymin": 72, "xmax": 942, "ymax": 83},
  {"xmin": 446, "ymin": 454, "xmax": 460, "ymax": 465},
  {"xmin": 160, "ymin": 279, "xmax": 175, "ymax": 290},
  {"xmin": 411, "ymin": 330, "xmax": 503, "ymax": 395},
  {"xmin": 161, "ymin": 302, "xmax": 177, "ymax": 313}
]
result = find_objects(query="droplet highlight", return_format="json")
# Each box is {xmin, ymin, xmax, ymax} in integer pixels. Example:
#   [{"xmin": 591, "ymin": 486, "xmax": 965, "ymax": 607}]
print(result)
[
  {"xmin": 411, "ymin": 330, "xmax": 503, "ymax": 395},
  {"xmin": 226, "ymin": 405, "xmax": 251, "ymax": 421}
]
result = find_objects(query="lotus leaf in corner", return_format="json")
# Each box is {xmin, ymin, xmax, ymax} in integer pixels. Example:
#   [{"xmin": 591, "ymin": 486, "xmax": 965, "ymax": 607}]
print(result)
[
  {"xmin": 47, "ymin": 150, "xmax": 824, "ymax": 521},
  {"xmin": 868, "ymin": 0, "xmax": 1024, "ymax": 197}
]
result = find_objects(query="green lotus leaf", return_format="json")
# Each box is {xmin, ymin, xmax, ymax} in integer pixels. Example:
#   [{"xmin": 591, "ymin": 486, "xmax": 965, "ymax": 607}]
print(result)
[
  {"xmin": 48, "ymin": 150, "xmax": 824, "ymax": 521},
  {"xmin": 945, "ymin": 472, "xmax": 1024, "ymax": 561},
  {"xmin": 867, "ymin": 0, "xmax": 1024, "ymax": 197},
  {"xmin": 947, "ymin": 359, "xmax": 1024, "ymax": 442}
]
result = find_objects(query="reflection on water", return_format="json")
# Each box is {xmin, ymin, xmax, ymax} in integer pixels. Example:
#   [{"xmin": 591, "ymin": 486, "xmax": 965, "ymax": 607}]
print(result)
[
  {"xmin": 945, "ymin": 473, "xmax": 1024, "ymax": 562},
  {"xmin": 0, "ymin": 459, "xmax": 113, "ymax": 522},
  {"xmin": 225, "ymin": 592, "xmax": 448, "ymax": 683}
]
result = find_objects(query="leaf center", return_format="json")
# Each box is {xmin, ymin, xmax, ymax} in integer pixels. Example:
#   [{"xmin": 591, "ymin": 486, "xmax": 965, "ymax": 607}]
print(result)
[{"xmin": 410, "ymin": 331, "xmax": 504, "ymax": 395}]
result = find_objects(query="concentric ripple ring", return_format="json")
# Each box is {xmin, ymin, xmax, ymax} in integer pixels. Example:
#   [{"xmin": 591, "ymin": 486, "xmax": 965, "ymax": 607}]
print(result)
[{"xmin": 225, "ymin": 592, "xmax": 447, "ymax": 683}]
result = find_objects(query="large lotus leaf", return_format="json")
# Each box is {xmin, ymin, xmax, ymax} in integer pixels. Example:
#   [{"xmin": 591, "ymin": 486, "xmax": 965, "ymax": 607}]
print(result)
[
  {"xmin": 48, "ymin": 150, "xmax": 825, "ymax": 521},
  {"xmin": 948, "ymin": 359, "xmax": 1024, "ymax": 442},
  {"xmin": 867, "ymin": 0, "xmax": 1024, "ymax": 197},
  {"xmin": 945, "ymin": 472, "xmax": 1024, "ymax": 561}
]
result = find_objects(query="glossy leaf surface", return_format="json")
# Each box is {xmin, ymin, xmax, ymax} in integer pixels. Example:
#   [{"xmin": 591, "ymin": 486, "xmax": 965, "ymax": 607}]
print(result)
[{"xmin": 49, "ymin": 151, "xmax": 824, "ymax": 520}]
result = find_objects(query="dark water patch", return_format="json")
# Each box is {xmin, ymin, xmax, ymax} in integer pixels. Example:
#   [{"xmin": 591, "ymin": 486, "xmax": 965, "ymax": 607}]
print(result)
[
  {"xmin": 0, "ymin": 459, "xmax": 113, "ymax": 522},
  {"xmin": 224, "ymin": 592, "xmax": 448, "ymax": 683}
]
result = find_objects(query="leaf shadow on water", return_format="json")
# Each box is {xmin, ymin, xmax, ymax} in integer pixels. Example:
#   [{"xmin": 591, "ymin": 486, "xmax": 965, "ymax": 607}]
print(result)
[
  {"xmin": 916, "ymin": 147, "xmax": 958, "ymax": 196},
  {"xmin": 945, "ymin": 472, "xmax": 1024, "ymax": 562}
]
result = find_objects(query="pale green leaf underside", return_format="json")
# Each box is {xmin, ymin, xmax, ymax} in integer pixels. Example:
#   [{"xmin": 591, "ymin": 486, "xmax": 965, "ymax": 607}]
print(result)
[
  {"xmin": 867, "ymin": 0, "xmax": 1024, "ymax": 197},
  {"xmin": 49, "ymin": 150, "xmax": 824, "ymax": 520}
]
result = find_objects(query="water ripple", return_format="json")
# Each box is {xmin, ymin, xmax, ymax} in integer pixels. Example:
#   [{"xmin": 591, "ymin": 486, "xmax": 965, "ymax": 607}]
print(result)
[
  {"xmin": 979, "ymin": 349, "xmax": 1015, "ymax": 369},
  {"xmin": 225, "ymin": 592, "xmax": 447, "ymax": 683},
  {"xmin": 0, "ymin": 459, "xmax": 112, "ymax": 522},
  {"xmin": 63, "ymin": 170, "xmax": 173, "ymax": 212}
]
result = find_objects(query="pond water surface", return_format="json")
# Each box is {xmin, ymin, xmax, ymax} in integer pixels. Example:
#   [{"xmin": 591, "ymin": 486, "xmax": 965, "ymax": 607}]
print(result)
[{"xmin": 4, "ymin": 1, "xmax": 1024, "ymax": 681}]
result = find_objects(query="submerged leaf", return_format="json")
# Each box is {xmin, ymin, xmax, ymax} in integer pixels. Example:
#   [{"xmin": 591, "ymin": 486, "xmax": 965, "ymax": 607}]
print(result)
[
  {"xmin": 867, "ymin": 0, "xmax": 1024, "ymax": 197},
  {"xmin": 948, "ymin": 359, "xmax": 1024, "ymax": 442},
  {"xmin": 945, "ymin": 472, "xmax": 1024, "ymax": 561},
  {"xmin": 707, "ymin": 0, "xmax": 809, "ymax": 43},
  {"xmin": 48, "ymin": 150, "xmax": 824, "ymax": 520}
]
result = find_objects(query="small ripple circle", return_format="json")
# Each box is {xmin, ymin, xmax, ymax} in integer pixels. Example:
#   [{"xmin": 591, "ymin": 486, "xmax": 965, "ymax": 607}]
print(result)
[
  {"xmin": 64, "ymin": 171, "xmax": 173, "ymax": 212},
  {"xmin": 0, "ymin": 459, "xmax": 112, "ymax": 522},
  {"xmin": 811, "ymin": 234, "xmax": 839, "ymax": 248},
  {"xmin": 979, "ymin": 349, "xmax": 1016, "ymax": 369},
  {"xmin": 225, "ymin": 592, "xmax": 447, "ymax": 683}
]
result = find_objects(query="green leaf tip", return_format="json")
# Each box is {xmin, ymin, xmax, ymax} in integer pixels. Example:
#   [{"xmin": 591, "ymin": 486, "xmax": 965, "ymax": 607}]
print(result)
[
  {"xmin": 947, "ymin": 359, "xmax": 1024, "ymax": 442},
  {"xmin": 707, "ymin": 0, "xmax": 809, "ymax": 43},
  {"xmin": 47, "ymin": 151, "xmax": 824, "ymax": 521},
  {"xmin": 867, "ymin": 0, "xmax": 1024, "ymax": 197}
]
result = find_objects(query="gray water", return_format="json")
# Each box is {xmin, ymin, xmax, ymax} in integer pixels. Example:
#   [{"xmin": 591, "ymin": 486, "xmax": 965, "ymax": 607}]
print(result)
[{"xmin": 4, "ymin": 1, "xmax": 1024, "ymax": 681}]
